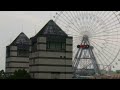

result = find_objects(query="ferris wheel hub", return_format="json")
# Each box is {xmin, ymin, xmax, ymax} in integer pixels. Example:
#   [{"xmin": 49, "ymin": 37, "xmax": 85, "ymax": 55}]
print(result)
[
  {"xmin": 83, "ymin": 35, "xmax": 89, "ymax": 41},
  {"xmin": 83, "ymin": 35, "xmax": 88, "ymax": 38}
]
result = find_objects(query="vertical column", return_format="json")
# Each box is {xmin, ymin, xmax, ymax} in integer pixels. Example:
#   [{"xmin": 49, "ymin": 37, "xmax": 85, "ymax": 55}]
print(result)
[
  {"xmin": 37, "ymin": 37, "xmax": 47, "ymax": 51},
  {"xmin": 65, "ymin": 37, "xmax": 73, "ymax": 79}
]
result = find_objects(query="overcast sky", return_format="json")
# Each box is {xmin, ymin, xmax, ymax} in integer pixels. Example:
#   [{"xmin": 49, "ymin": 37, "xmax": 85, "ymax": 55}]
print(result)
[{"xmin": 0, "ymin": 11, "xmax": 57, "ymax": 70}]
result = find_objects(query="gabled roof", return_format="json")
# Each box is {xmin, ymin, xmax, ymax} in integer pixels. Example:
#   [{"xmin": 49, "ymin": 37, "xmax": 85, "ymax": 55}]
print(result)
[
  {"xmin": 10, "ymin": 32, "xmax": 31, "ymax": 46},
  {"xmin": 34, "ymin": 20, "xmax": 68, "ymax": 38}
]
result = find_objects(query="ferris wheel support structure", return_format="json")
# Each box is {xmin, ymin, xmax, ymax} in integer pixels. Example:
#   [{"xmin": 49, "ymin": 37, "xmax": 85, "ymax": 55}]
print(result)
[{"xmin": 73, "ymin": 35, "xmax": 101, "ymax": 78}]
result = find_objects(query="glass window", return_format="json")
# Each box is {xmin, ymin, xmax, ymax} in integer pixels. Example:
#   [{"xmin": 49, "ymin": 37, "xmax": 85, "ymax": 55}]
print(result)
[
  {"xmin": 50, "ymin": 42, "xmax": 56, "ymax": 49},
  {"xmin": 17, "ymin": 44, "xmax": 29, "ymax": 57},
  {"xmin": 46, "ymin": 36, "xmax": 66, "ymax": 51},
  {"xmin": 56, "ymin": 42, "xmax": 61, "ymax": 50},
  {"xmin": 61, "ymin": 43, "xmax": 66, "ymax": 50},
  {"xmin": 6, "ymin": 46, "xmax": 10, "ymax": 57},
  {"xmin": 47, "ymin": 42, "xmax": 66, "ymax": 51}
]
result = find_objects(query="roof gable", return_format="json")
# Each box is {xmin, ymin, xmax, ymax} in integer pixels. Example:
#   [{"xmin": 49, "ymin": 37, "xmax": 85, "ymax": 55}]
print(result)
[
  {"xmin": 10, "ymin": 32, "xmax": 31, "ymax": 46},
  {"xmin": 35, "ymin": 20, "xmax": 68, "ymax": 37}
]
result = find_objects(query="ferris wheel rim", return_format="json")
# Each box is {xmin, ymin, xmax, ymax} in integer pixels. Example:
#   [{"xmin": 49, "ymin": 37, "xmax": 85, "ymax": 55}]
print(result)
[{"xmin": 54, "ymin": 11, "xmax": 120, "ymax": 71}]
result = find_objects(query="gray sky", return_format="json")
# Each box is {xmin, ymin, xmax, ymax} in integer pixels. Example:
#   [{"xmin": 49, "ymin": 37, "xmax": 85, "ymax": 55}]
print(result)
[{"xmin": 0, "ymin": 11, "xmax": 56, "ymax": 70}]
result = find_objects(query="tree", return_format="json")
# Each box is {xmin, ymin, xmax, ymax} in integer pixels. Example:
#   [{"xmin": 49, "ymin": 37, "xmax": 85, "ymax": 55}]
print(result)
[
  {"xmin": 116, "ymin": 70, "xmax": 120, "ymax": 74},
  {"xmin": 8, "ymin": 69, "xmax": 31, "ymax": 79},
  {"xmin": 0, "ymin": 70, "xmax": 6, "ymax": 79}
]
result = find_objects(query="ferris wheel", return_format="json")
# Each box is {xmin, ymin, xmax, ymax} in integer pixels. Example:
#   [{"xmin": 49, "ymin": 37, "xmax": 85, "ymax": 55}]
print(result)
[{"xmin": 54, "ymin": 11, "xmax": 120, "ymax": 77}]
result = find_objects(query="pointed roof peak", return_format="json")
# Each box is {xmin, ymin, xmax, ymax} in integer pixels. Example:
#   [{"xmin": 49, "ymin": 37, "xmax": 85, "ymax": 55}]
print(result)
[
  {"xmin": 45, "ymin": 19, "xmax": 56, "ymax": 25},
  {"xmin": 34, "ymin": 20, "xmax": 68, "ymax": 38},
  {"xmin": 10, "ymin": 32, "xmax": 31, "ymax": 46},
  {"xmin": 20, "ymin": 32, "xmax": 24, "ymax": 34},
  {"xmin": 49, "ymin": 19, "xmax": 54, "ymax": 21}
]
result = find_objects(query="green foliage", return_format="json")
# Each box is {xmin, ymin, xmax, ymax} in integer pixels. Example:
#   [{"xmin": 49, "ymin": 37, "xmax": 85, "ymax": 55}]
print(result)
[
  {"xmin": 0, "ymin": 69, "xmax": 32, "ymax": 79},
  {"xmin": 0, "ymin": 70, "xmax": 5, "ymax": 79},
  {"xmin": 116, "ymin": 70, "xmax": 120, "ymax": 74},
  {"xmin": 8, "ymin": 69, "xmax": 31, "ymax": 79}
]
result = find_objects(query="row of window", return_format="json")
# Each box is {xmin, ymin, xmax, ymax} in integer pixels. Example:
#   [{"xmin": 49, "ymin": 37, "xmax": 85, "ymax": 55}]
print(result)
[
  {"xmin": 7, "ymin": 40, "xmax": 67, "ymax": 57},
  {"xmin": 6, "ymin": 45, "xmax": 29, "ymax": 57},
  {"xmin": 47, "ymin": 42, "xmax": 66, "ymax": 51},
  {"xmin": 7, "ymin": 42, "xmax": 66, "ymax": 57},
  {"xmin": 17, "ymin": 45, "xmax": 29, "ymax": 57},
  {"xmin": 17, "ymin": 50, "xmax": 29, "ymax": 57},
  {"xmin": 31, "ymin": 42, "xmax": 66, "ymax": 52}
]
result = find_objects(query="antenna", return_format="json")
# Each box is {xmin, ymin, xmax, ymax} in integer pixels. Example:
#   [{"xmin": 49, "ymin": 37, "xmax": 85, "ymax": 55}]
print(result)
[
  {"xmin": 35, "ymin": 25, "xmax": 37, "ymax": 35},
  {"xmin": 10, "ymin": 37, "xmax": 12, "ymax": 44},
  {"xmin": 22, "ymin": 24, "xmax": 23, "ymax": 32},
  {"xmin": 49, "ymin": 12, "xmax": 52, "ymax": 20}
]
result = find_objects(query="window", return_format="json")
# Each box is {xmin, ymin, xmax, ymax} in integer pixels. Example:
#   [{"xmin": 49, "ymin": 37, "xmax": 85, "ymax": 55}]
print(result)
[
  {"xmin": 18, "ymin": 50, "xmax": 29, "ymax": 57},
  {"xmin": 61, "ymin": 43, "xmax": 66, "ymax": 50},
  {"xmin": 50, "ymin": 42, "xmax": 56, "ymax": 49},
  {"xmin": 46, "ymin": 36, "xmax": 66, "ymax": 51},
  {"xmin": 31, "ymin": 43, "xmax": 37, "ymax": 52},
  {"xmin": 6, "ymin": 46, "xmax": 10, "ymax": 57},
  {"xmin": 17, "ymin": 44, "xmax": 29, "ymax": 57},
  {"xmin": 56, "ymin": 42, "xmax": 62, "ymax": 50},
  {"xmin": 47, "ymin": 42, "xmax": 66, "ymax": 51}
]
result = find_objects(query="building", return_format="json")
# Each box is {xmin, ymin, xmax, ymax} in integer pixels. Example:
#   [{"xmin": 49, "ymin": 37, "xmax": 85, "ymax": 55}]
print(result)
[
  {"xmin": 29, "ymin": 20, "xmax": 73, "ymax": 79},
  {"xmin": 5, "ymin": 20, "xmax": 73, "ymax": 79},
  {"xmin": 6, "ymin": 32, "xmax": 31, "ymax": 75}
]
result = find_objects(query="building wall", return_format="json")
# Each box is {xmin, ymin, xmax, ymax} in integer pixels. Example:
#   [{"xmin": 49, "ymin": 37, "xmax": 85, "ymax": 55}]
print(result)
[
  {"xmin": 6, "ymin": 46, "xmax": 29, "ymax": 74},
  {"xmin": 31, "ymin": 73, "xmax": 73, "ymax": 79},
  {"xmin": 30, "ymin": 51, "xmax": 72, "ymax": 58},
  {"xmin": 6, "ymin": 36, "xmax": 73, "ymax": 79},
  {"xmin": 30, "ymin": 59, "xmax": 72, "ymax": 65},
  {"xmin": 6, "ymin": 68, "xmax": 29, "ymax": 74},
  {"xmin": 30, "ymin": 36, "xmax": 73, "ymax": 79}
]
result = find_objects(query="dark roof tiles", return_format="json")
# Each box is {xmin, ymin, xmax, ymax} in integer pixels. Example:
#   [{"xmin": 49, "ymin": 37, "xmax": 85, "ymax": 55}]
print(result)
[
  {"xmin": 35, "ymin": 20, "xmax": 68, "ymax": 38},
  {"xmin": 10, "ymin": 32, "xmax": 31, "ymax": 46}
]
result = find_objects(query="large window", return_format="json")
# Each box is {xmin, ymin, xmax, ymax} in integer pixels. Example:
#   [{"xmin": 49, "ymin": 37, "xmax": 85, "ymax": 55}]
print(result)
[
  {"xmin": 46, "ymin": 36, "xmax": 66, "ymax": 51},
  {"xmin": 17, "ymin": 44, "xmax": 29, "ymax": 57},
  {"xmin": 61, "ymin": 43, "xmax": 66, "ymax": 50},
  {"xmin": 47, "ymin": 42, "xmax": 66, "ymax": 51}
]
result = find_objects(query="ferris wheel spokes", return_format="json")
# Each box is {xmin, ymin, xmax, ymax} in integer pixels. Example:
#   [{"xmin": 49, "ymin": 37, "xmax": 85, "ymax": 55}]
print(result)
[{"xmin": 54, "ymin": 11, "xmax": 120, "ymax": 78}]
